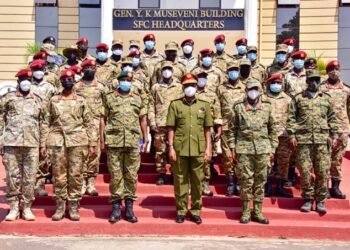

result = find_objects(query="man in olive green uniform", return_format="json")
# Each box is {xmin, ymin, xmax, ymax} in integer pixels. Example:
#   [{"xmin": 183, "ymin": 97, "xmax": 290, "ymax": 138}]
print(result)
[
  {"xmin": 232, "ymin": 38, "xmax": 248, "ymax": 60},
  {"xmin": 95, "ymin": 43, "xmax": 119, "ymax": 88},
  {"xmin": 101, "ymin": 71, "xmax": 148, "ymax": 224},
  {"xmin": 284, "ymin": 51, "xmax": 308, "ymax": 97},
  {"xmin": 212, "ymin": 34, "xmax": 234, "ymax": 72},
  {"xmin": 217, "ymin": 61, "xmax": 246, "ymax": 196},
  {"xmin": 179, "ymin": 39, "xmax": 198, "ymax": 72},
  {"xmin": 140, "ymin": 33, "xmax": 164, "ymax": 79},
  {"xmin": 0, "ymin": 69, "xmax": 44, "ymax": 221},
  {"xmin": 287, "ymin": 70, "xmax": 338, "ymax": 214},
  {"xmin": 149, "ymin": 61, "xmax": 183, "ymax": 185},
  {"xmin": 246, "ymin": 46, "xmax": 267, "ymax": 86},
  {"xmin": 167, "ymin": 73, "xmax": 213, "ymax": 224},
  {"xmin": 227, "ymin": 79, "xmax": 278, "ymax": 224},
  {"xmin": 266, "ymin": 44, "xmax": 293, "ymax": 78},
  {"xmin": 265, "ymin": 74, "xmax": 293, "ymax": 198},
  {"xmin": 40, "ymin": 69, "xmax": 97, "ymax": 221},
  {"xmin": 195, "ymin": 71, "xmax": 223, "ymax": 196},
  {"xmin": 321, "ymin": 60, "xmax": 349, "ymax": 199}
]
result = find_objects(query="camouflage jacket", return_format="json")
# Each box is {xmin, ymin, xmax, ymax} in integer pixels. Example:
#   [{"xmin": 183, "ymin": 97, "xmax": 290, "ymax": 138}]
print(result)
[
  {"xmin": 213, "ymin": 51, "xmax": 234, "ymax": 72},
  {"xmin": 251, "ymin": 63, "xmax": 267, "ymax": 85},
  {"xmin": 191, "ymin": 65, "xmax": 223, "ymax": 94},
  {"xmin": 284, "ymin": 69, "xmax": 307, "ymax": 97},
  {"xmin": 178, "ymin": 55, "xmax": 198, "ymax": 72},
  {"xmin": 151, "ymin": 59, "xmax": 186, "ymax": 87},
  {"xmin": 0, "ymin": 91, "xmax": 44, "ymax": 147},
  {"xmin": 266, "ymin": 61, "xmax": 293, "ymax": 78},
  {"xmin": 197, "ymin": 89, "xmax": 223, "ymax": 126},
  {"xmin": 31, "ymin": 79, "xmax": 56, "ymax": 102},
  {"xmin": 95, "ymin": 59, "xmax": 119, "ymax": 88},
  {"xmin": 140, "ymin": 50, "xmax": 164, "ymax": 78}
]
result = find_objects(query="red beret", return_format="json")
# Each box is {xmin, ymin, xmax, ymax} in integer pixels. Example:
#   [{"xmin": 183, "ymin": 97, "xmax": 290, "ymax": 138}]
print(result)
[
  {"xmin": 76, "ymin": 37, "xmax": 88, "ymax": 45},
  {"xmin": 30, "ymin": 59, "xmax": 46, "ymax": 69},
  {"xmin": 200, "ymin": 48, "xmax": 214, "ymax": 56},
  {"xmin": 33, "ymin": 51, "xmax": 47, "ymax": 60},
  {"xmin": 267, "ymin": 74, "xmax": 283, "ymax": 83},
  {"xmin": 68, "ymin": 65, "xmax": 82, "ymax": 74},
  {"xmin": 60, "ymin": 69, "xmax": 75, "ymax": 79},
  {"xmin": 236, "ymin": 38, "xmax": 248, "ymax": 46},
  {"xmin": 326, "ymin": 60, "xmax": 340, "ymax": 71},
  {"xmin": 96, "ymin": 43, "xmax": 109, "ymax": 51},
  {"xmin": 15, "ymin": 69, "xmax": 32, "ymax": 78},
  {"xmin": 291, "ymin": 50, "xmax": 307, "ymax": 60},
  {"xmin": 143, "ymin": 33, "xmax": 155, "ymax": 42},
  {"xmin": 181, "ymin": 39, "xmax": 194, "ymax": 47},
  {"xmin": 81, "ymin": 59, "xmax": 96, "ymax": 68},
  {"xmin": 282, "ymin": 38, "xmax": 296, "ymax": 45},
  {"xmin": 214, "ymin": 34, "xmax": 225, "ymax": 43},
  {"xmin": 181, "ymin": 73, "xmax": 197, "ymax": 85},
  {"xmin": 128, "ymin": 50, "xmax": 141, "ymax": 57}
]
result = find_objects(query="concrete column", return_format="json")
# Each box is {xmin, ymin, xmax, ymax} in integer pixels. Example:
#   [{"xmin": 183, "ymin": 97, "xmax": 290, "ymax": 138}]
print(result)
[
  {"xmin": 101, "ymin": 0, "xmax": 114, "ymax": 52},
  {"xmin": 245, "ymin": 0, "xmax": 258, "ymax": 46}
]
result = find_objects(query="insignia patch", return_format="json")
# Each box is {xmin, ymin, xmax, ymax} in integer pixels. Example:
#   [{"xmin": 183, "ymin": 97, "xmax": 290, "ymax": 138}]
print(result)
[{"xmin": 198, "ymin": 107, "xmax": 205, "ymax": 113}]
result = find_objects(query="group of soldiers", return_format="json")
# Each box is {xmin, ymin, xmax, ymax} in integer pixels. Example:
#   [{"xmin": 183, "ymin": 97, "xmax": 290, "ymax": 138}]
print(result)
[{"xmin": 0, "ymin": 33, "xmax": 348, "ymax": 225}]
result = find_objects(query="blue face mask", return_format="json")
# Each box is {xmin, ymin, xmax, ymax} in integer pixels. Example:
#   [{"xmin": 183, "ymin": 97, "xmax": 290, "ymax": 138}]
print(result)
[
  {"xmin": 276, "ymin": 53, "xmax": 287, "ymax": 64},
  {"xmin": 215, "ymin": 43, "xmax": 225, "ymax": 52},
  {"xmin": 247, "ymin": 52, "xmax": 257, "ymax": 62},
  {"xmin": 145, "ymin": 40, "xmax": 155, "ymax": 50},
  {"xmin": 202, "ymin": 57, "xmax": 212, "ymax": 67},
  {"xmin": 132, "ymin": 57, "xmax": 140, "ymax": 67},
  {"xmin": 237, "ymin": 45, "xmax": 247, "ymax": 55},
  {"xmin": 293, "ymin": 59, "xmax": 305, "ymax": 69},
  {"xmin": 270, "ymin": 83, "xmax": 282, "ymax": 93},
  {"xmin": 97, "ymin": 52, "xmax": 107, "ymax": 61},
  {"xmin": 118, "ymin": 81, "xmax": 132, "ymax": 92},
  {"xmin": 228, "ymin": 70, "xmax": 239, "ymax": 80}
]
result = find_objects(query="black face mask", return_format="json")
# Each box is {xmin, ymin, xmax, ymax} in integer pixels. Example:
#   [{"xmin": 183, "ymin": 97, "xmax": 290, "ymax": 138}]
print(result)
[
  {"xmin": 67, "ymin": 53, "xmax": 77, "ymax": 62},
  {"xmin": 78, "ymin": 45, "xmax": 88, "ymax": 52},
  {"xmin": 240, "ymin": 67, "xmax": 251, "ymax": 78},
  {"xmin": 83, "ymin": 69, "xmax": 96, "ymax": 80},
  {"xmin": 61, "ymin": 78, "xmax": 74, "ymax": 91}
]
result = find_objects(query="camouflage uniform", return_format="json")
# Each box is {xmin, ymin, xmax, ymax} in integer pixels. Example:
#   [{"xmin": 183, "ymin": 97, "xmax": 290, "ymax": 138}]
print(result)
[
  {"xmin": 95, "ymin": 59, "xmax": 119, "ymax": 88},
  {"xmin": 191, "ymin": 65, "xmax": 223, "ymax": 94},
  {"xmin": 151, "ymin": 60, "xmax": 186, "ymax": 87},
  {"xmin": 148, "ymin": 79, "xmax": 183, "ymax": 174},
  {"xmin": 266, "ymin": 61, "xmax": 293, "ymax": 78},
  {"xmin": 284, "ymin": 69, "xmax": 307, "ymax": 97},
  {"xmin": 45, "ymin": 64, "xmax": 61, "ymax": 89},
  {"xmin": 178, "ymin": 55, "xmax": 198, "ymax": 72},
  {"xmin": 213, "ymin": 52, "xmax": 234, "ymax": 72},
  {"xmin": 140, "ymin": 50, "xmax": 164, "ymax": 80},
  {"xmin": 232, "ymin": 54, "xmax": 245, "ymax": 61},
  {"xmin": 251, "ymin": 63, "xmax": 267, "ymax": 86}
]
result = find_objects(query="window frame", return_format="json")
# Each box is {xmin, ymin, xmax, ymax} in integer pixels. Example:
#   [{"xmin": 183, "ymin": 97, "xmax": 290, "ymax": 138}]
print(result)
[
  {"xmin": 199, "ymin": 0, "xmax": 221, "ymax": 9},
  {"xmin": 138, "ymin": 0, "xmax": 160, "ymax": 8}
]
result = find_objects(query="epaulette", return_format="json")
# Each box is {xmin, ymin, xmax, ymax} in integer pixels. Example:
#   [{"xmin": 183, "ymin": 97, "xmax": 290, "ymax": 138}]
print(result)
[{"xmin": 260, "ymin": 95, "xmax": 272, "ymax": 104}]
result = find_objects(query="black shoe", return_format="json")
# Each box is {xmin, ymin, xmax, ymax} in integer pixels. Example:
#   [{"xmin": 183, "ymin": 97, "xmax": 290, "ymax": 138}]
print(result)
[
  {"xmin": 330, "ymin": 180, "xmax": 346, "ymax": 199},
  {"xmin": 190, "ymin": 215, "xmax": 202, "ymax": 224},
  {"xmin": 239, "ymin": 217, "xmax": 250, "ymax": 224},
  {"xmin": 316, "ymin": 201, "xmax": 327, "ymax": 214},
  {"xmin": 175, "ymin": 215, "xmax": 185, "ymax": 223},
  {"xmin": 251, "ymin": 216, "xmax": 269, "ymax": 225},
  {"xmin": 300, "ymin": 199, "xmax": 313, "ymax": 212},
  {"xmin": 226, "ymin": 175, "xmax": 235, "ymax": 196},
  {"xmin": 125, "ymin": 199, "xmax": 138, "ymax": 223},
  {"xmin": 109, "ymin": 200, "xmax": 121, "ymax": 223},
  {"xmin": 275, "ymin": 179, "xmax": 293, "ymax": 198},
  {"xmin": 156, "ymin": 173, "xmax": 167, "ymax": 186}
]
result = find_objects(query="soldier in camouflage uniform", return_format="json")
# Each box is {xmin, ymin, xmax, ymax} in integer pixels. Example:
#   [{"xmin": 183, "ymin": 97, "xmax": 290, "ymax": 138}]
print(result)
[
  {"xmin": 239, "ymin": 58, "xmax": 258, "ymax": 86},
  {"xmin": 212, "ymin": 34, "xmax": 234, "ymax": 73},
  {"xmin": 282, "ymin": 38, "xmax": 297, "ymax": 61},
  {"xmin": 128, "ymin": 50, "xmax": 151, "ymax": 93},
  {"xmin": 179, "ymin": 39, "xmax": 198, "ymax": 72},
  {"xmin": 287, "ymin": 70, "xmax": 338, "ymax": 214},
  {"xmin": 140, "ymin": 34, "xmax": 164, "ymax": 79},
  {"xmin": 195, "ymin": 71, "xmax": 223, "ymax": 196},
  {"xmin": 227, "ymin": 79, "xmax": 278, "ymax": 224},
  {"xmin": 217, "ymin": 61, "xmax": 246, "ymax": 196},
  {"xmin": 246, "ymin": 46, "xmax": 267, "ymax": 86},
  {"xmin": 95, "ymin": 43, "xmax": 119, "ymax": 88},
  {"xmin": 129, "ymin": 40, "xmax": 141, "ymax": 52},
  {"xmin": 149, "ymin": 61, "xmax": 183, "ymax": 185},
  {"xmin": 232, "ymin": 38, "xmax": 248, "ymax": 61},
  {"xmin": 60, "ymin": 45, "xmax": 82, "ymax": 72},
  {"xmin": 31, "ymin": 51, "xmax": 60, "ymax": 89},
  {"xmin": 101, "ymin": 71, "xmax": 148, "ymax": 223},
  {"xmin": 76, "ymin": 38, "xmax": 95, "ymax": 62},
  {"xmin": 0, "ymin": 69, "xmax": 44, "ymax": 221},
  {"xmin": 266, "ymin": 44, "xmax": 293, "ymax": 78},
  {"xmin": 110, "ymin": 39, "xmax": 123, "ymax": 67},
  {"xmin": 74, "ymin": 59, "xmax": 105, "ymax": 196},
  {"xmin": 264, "ymin": 74, "xmax": 293, "ymax": 198},
  {"xmin": 284, "ymin": 51, "xmax": 308, "ymax": 97},
  {"xmin": 40, "ymin": 69, "xmax": 97, "ymax": 221},
  {"xmin": 321, "ymin": 60, "xmax": 350, "ymax": 199}
]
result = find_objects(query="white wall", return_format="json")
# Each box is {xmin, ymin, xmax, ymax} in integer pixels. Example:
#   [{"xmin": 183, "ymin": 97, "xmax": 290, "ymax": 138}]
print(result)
[{"xmin": 114, "ymin": 0, "xmax": 138, "ymax": 9}]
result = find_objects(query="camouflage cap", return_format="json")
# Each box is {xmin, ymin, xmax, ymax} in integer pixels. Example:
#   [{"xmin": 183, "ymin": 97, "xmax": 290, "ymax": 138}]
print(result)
[
  {"xmin": 306, "ymin": 69, "xmax": 321, "ymax": 79},
  {"xmin": 121, "ymin": 56, "xmax": 133, "ymax": 65},
  {"xmin": 161, "ymin": 60, "xmax": 173, "ymax": 69},
  {"xmin": 247, "ymin": 46, "xmax": 258, "ymax": 52},
  {"xmin": 246, "ymin": 78, "xmax": 261, "ymax": 89},
  {"xmin": 117, "ymin": 71, "xmax": 133, "ymax": 80},
  {"xmin": 227, "ymin": 61, "xmax": 239, "ymax": 70},
  {"xmin": 276, "ymin": 44, "xmax": 288, "ymax": 53},
  {"xmin": 129, "ymin": 40, "xmax": 140, "ymax": 48},
  {"xmin": 112, "ymin": 39, "xmax": 123, "ymax": 47},
  {"xmin": 165, "ymin": 41, "xmax": 179, "ymax": 51},
  {"xmin": 240, "ymin": 58, "xmax": 251, "ymax": 66}
]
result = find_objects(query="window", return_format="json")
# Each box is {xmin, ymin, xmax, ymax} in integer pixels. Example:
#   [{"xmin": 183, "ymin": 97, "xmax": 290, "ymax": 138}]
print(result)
[
  {"xmin": 276, "ymin": 4, "xmax": 300, "ymax": 49},
  {"xmin": 139, "ymin": 0, "xmax": 160, "ymax": 8},
  {"xmin": 35, "ymin": 0, "xmax": 58, "ymax": 43},
  {"xmin": 339, "ymin": 1, "xmax": 350, "ymax": 82},
  {"xmin": 79, "ymin": 0, "xmax": 101, "ymax": 56},
  {"xmin": 200, "ymin": 0, "xmax": 220, "ymax": 8}
]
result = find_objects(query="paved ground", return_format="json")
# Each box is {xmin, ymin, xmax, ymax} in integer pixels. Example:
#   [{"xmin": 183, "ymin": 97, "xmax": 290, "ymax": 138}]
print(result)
[{"xmin": 1, "ymin": 236, "xmax": 350, "ymax": 250}]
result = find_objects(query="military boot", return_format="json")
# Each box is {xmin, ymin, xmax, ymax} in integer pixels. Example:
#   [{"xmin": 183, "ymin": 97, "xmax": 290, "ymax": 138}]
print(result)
[
  {"xmin": 156, "ymin": 173, "xmax": 167, "ymax": 185},
  {"xmin": 81, "ymin": 178, "xmax": 87, "ymax": 195},
  {"xmin": 52, "ymin": 199, "xmax": 66, "ymax": 221},
  {"xmin": 264, "ymin": 178, "xmax": 273, "ymax": 197},
  {"xmin": 125, "ymin": 198, "xmax": 138, "ymax": 223},
  {"xmin": 86, "ymin": 177, "xmax": 99, "ymax": 196},
  {"xmin": 202, "ymin": 179, "xmax": 213, "ymax": 196},
  {"xmin": 36, "ymin": 183, "xmax": 48, "ymax": 197},
  {"xmin": 316, "ymin": 201, "xmax": 327, "ymax": 214},
  {"xmin": 22, "ymin": 202, "xmax": 35, "ymax": 221},
  {"xmin": 109, "ymin": 200, "xmax": 121, "ymax": 223},
  {"xmin": 275, "ymin": 179, "xmax": 293, "ymax": 198},
  {"xmin": 68, "ymin": 200, "xmax": 80, "ymax": 221},
  {"xmin": 251, "ymin": 202, "xmax": 269, "ymax": 224},
  {"xmin": 5, "ymin": 201, "xmax": 19, "ymax": 221},
  {"xmin": 300, "ymin": 199, "xmax": 313, "ymax": 212},
  {"xmin": 226, "ymin": 175, "xmax": 235, "ymax": 196},
  {"xmin": 330, "ymin": 180, "xmax": 346, "ymax": 199},
  {"xmin": 239, "ymin": 200, "xmax": 251, "ymax": 224}
]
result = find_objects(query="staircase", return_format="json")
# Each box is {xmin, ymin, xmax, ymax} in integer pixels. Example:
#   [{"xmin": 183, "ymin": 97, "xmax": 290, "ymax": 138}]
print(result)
[{"xmin": 0, "ymin": 153, "xmax": 350, "ymax": 240}]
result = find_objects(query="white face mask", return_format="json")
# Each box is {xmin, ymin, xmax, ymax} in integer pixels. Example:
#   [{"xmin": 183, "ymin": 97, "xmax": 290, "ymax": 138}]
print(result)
[
  {"xmin": 122, "ymin": 65, "xmax": 133, "ymax": 72},
  {"xmin": 162, "ymin": 69, "xmax": 172, "ymax": 79},
  {"xmin": 74, "ymin": 74, "xmax": 82, "ymax": 82},
  {"xmin": 247, "ymin": 89, "xmax": 259, "ymax": 100},
  {"xmin": 183, "ymin": 45, "xmax": 193, "ymax": 54},
  {"xmin": 44, "ymin": 43, "xmax": 55, "ymax": 51},
  {"xmin": 184, "ymin": 86, "xmax": 196, "ymax": 97},
  {"xmin": 197, "ymin": 77, "xmax": 207, "ymax": 88},
  {"xmin": 112, "ymin": 49, "xmax": 123, "ymax": 56},
  {"xmin": 287, "ymin": 45, "xmax": 294, "ymax": 54},
  {"xmin": 33, "ymin": 71, "xmax": 44, "ymax": 80},
  {"xmin": 19, "ymin": 80, "xmax": 31, "ymax": 92}
]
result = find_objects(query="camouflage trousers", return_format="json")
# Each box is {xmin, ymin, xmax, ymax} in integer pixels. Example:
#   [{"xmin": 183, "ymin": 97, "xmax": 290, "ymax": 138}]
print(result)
[
  {"xmin": 296, "ymin": 144, "xmax": 330, "ymax": 202},
  {"xmin": 83, "ymin": 137, "xmax": 100, "ymax": 178},
  {"xmin": 238, "ymin": 154, "xmax": 269, "ymax": 202},
  {"xmin": 107, "ymin": 147, "xmax": 140, "ymax": 202},
  {"xmin": 220, "ymin": 133, "xmax": 236, "ymax": 177},
  {"xmin": 3, "ymin": 146, "xmax": 39, "ymax": 205},
  {"xmin": 153, "ymin": 127, "xmax": 169, "ymax": 174},
  {"xmin": 276, "ymin": 136, "xmax": 292, "ymax": 181},
  {"xmin": 330, "ymin": 133, "xmax": 348, "ymax": 181},
  {"xmin": 36, "ymin": 154, "xmax": 51, "ymax": 188},
  {"xmin": 173, "ymin": 155, "xmax": 204, "ymax": 216},
  {"xmin": 49, "ymin": 146, "xmax": 87, "ymax": 201}
]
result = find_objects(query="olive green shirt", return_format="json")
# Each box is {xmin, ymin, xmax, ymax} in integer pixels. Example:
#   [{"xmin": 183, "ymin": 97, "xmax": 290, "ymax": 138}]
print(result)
[{"xmin": 166, "ymin": 98, "xmax": 213, "ymax": 157}]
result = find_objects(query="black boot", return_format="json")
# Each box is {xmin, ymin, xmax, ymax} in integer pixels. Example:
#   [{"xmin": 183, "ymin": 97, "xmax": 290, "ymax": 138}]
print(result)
[
  {"xmin": 109, "ymin": 200, "xmax": 121, "ymax": 223},
  {"xmin": 226, "ymin": 175, "xmax": 235, "ymax": 196},
  {"xmin": 125, "ymin": 198, "xmax": 138, "ymax": 223},
  {"xmin": 156, "ymin": 173, "xmax": 167, "ymax": 186},
  {"xmin": 330, "ymin": 180, "xmax": 346, "ymax": 199},
  {"xmin": 275, "ymin": 179, "xmax": 293, "ymax": 198},
  {"xmin": 288, "ymin": 167, "xmax": 297, "ymax": 186},
  {"xmin": 264, "ymin": 178, "xmax": 273, "ymax": 197}
]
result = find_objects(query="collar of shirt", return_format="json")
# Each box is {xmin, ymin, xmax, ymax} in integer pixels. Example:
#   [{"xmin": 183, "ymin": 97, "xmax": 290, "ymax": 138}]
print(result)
[
  {"xmin": 244, "ymin": 97, "xmax": 263, "ymax": 111},
  {"xmin": 182, "ymin": 97, "xmax": 197, "ymax": 106}
]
